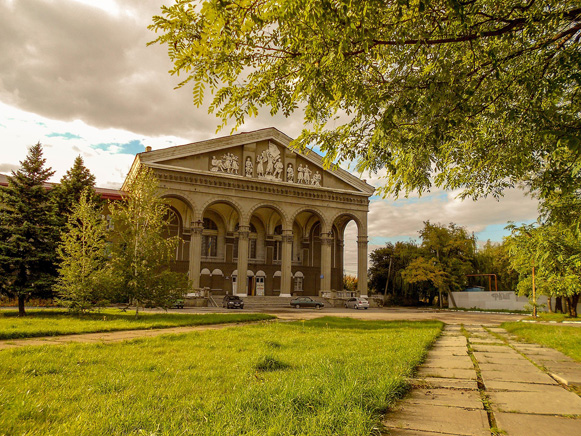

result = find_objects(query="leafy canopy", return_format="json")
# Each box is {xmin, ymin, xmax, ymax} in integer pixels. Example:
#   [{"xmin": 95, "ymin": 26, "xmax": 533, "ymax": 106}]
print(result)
[
  {"xmin": 149, "ymin": 0, "xmax": 581, "ymax": 198},
  {"xmin": 107, "ymin": 167, "xmax": 189, "ymax": 313},
  {"xmin": 55, "ymin": 189, "xmax": 109, "ymax": 314}
]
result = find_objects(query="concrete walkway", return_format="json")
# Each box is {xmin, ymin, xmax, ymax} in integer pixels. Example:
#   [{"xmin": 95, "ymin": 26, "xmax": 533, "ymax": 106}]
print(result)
[{"xmin": 383, "ymin": 324, "xmax": 581, "ymax": 436}]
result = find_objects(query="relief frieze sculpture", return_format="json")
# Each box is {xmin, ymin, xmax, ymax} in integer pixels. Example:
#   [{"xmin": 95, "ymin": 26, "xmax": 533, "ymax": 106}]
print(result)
[
  {"xmin": 211, "ymin": 153, "xmax": 240, "ymax": 175},
  {"xmin": 245, "ymin": 157, "xmax": 253, "ymax": 177},
  {"xmin": 209, "ymin": 144, "xmax": 322, "ymax": 186},
  {"xmin": 257, "ymin": 143, "xmax": 284, "ymax": 181}
]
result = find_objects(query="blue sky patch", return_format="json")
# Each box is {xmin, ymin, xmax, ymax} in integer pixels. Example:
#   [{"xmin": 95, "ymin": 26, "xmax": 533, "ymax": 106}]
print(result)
[
  {"xmin": 47, "ymin": 132, "xmax": 82, "ymax": 140},
  {"xmin": 91, "ymin": 139, "xmax": 145, "ymax": 155}
]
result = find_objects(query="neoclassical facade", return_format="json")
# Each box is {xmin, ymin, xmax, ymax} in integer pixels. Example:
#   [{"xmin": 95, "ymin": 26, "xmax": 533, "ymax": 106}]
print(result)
[{"xmin": 124, "ymin": 128, "xmax": 374, "ymax": 297}]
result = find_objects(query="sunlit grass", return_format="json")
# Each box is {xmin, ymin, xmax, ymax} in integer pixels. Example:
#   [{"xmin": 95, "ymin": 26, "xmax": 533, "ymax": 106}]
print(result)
[
  {"xmin": 0, "ymin": 317, "xmax": 442, "ymax": 435},
  {"xmin": 502, "ymin": 322, "xmax": 581, "ymax": 362},
  {"xmin": 0, "ymin": 309, "xmax": 275, "ymax": 339}
]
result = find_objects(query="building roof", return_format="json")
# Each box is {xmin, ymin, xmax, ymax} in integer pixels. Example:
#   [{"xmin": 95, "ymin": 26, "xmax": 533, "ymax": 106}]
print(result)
[
  {"xmin": 129, "ymin": 127, "xmax": 375, "ymax": 195},
  {"xmin": 0, "ymin": 174, "xmax": 124, "ymax": 201}
]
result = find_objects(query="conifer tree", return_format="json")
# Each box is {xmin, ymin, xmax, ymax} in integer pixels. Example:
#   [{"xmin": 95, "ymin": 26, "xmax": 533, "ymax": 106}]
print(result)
[
  {"xmin": 55, "ymin": 188, "xmax": 108, "ymax": 313},
  {"xmin": 52, "ymin": 155, "xmax": 101, "ymax": 226},
  {"xmin": 0, "ymin": 143, "xmax": 58, "ymax": 316},
  {"xmin": 107, "ymin": 167, "xmax": 188, "ymax": 314}
]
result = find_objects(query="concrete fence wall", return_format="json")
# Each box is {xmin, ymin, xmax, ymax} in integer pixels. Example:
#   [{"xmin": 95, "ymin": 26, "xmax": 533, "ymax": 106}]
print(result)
[{"xmin": 449, "ymin": 291, "xmax": 548, "ymax": 312}]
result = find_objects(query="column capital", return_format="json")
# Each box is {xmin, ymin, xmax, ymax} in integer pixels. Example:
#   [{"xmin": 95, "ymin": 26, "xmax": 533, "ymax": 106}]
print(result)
[
  {"xmin": 357, "ymin": 236, "xmax": 368, "ymax": 248},
  {"xmin": 191, "ymin": 220, "xmax": 204, "ymax": 235},
  {"xmin": 320, "ymin": 234, "xmax": 334, "ymax": 246},
  {"xmin": 237, "ymin": 225, "xmax": 250, "ymax": 240}
]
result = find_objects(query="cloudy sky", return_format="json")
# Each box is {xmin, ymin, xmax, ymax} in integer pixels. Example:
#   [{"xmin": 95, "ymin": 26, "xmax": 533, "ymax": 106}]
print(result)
[{"xmin": 0, "ymin": 0, "xmax": 538, "ymax": 275}]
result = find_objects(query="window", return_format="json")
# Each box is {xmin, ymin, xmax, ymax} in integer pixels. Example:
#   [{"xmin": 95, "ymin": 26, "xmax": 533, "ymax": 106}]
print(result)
[
  {"xmin": 202, "ymin": 218, "xmax": 218, "ymax": 257},
  {"xmin": 273, "ymin": 240, "xmax": 282, "ymax": 261},
  {"xmin": 202, "ymin": 235, "xmax": 217, "ymax": 257}
]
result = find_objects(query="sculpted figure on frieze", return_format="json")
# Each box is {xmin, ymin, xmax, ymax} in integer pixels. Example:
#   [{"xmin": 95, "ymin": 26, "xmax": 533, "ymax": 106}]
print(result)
[{"xmin": 286, "ymin": 163, "xmax": 294, "ymax": 182}]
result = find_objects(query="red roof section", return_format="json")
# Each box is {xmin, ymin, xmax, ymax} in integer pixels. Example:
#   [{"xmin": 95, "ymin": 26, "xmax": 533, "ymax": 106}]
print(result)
[{"xmin": 0, "ymin": 174, "xmax": 124, "ymax": 201}]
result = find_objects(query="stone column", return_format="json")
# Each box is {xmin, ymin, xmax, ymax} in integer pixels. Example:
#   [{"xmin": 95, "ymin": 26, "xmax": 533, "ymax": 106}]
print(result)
[
  {"xmin": 337, "ymin": 239, "xmax": 344, "ymax": 285},
  {"xmin": 189, "ymin": 221, "xmax": 203, "ymax": 290},
  {"xmin": 236, "ymin": 225, "xmax": 250, "ymax": 296},
  {"xmin": 357, "ymin": 236, "xmax": 368, "ymax": 297},
  {"xmin": 320, "ymin": 234, "xmax": 333, "ymax": 294},
  {"xmin": 280, "ymin": 230, "xmax": 293, "ymax": 297}
]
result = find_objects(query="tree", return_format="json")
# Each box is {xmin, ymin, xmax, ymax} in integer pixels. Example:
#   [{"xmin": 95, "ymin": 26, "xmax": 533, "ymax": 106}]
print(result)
[
  {"xmin": 55, "ymin": 189, "xmax": 108, "ymax": 314},
  {"xmin": 368, "ymin": 241, "xmax": 423, "ymax": 305},
  {"xmin": 149, "ymin": 1, "xmax": 580, "ymax": 199},
  {"xmin": 506, "ymin": 222, "xmax": 581, "ymax": 317},
  {"xmin": 0, "ymin": 143, "xmax": 58, "ymax": 316},
  {"xmin": 52, "ymin": 155, "xmax": 101, "ymax": 226},
  {"xmin": 473, "ymin": 240, "xmax": 518, "ymax": 292},
  {"xmin": 402, "ymin": 222, "xmax": 476, "ymax": 307},
  {"xmin": 343, "ymin": 274, "xmax": 357, "ymax": 292},
  {"xmin": 107, "ymin": 167, "xmax": 188, "ymax": 314}
]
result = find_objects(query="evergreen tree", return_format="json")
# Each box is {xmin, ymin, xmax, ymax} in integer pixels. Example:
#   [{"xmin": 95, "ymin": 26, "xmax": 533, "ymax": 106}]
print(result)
[
  {"xmin": 0, "ymin": 143, "xmax": 58, "ymax": 316},
  {"xmin": 107, "ymin": 167, "xmax": 188, "ymax": 315},
  {"xmin": 52, "ymin": 155, "xmax": 101, "ymax": 226},
  {"xmin": 55, "ymin": 188, "xmax": 108, "ymax": 314}
]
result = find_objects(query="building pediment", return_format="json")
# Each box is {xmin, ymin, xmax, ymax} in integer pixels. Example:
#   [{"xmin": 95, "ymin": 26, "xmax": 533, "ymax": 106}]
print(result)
[{"xmin": 134, "ymin": 128, "xmax": 374, "ymax": 195}]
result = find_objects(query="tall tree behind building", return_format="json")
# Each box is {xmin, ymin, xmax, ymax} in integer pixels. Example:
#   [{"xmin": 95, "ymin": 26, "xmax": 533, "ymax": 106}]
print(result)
[
  {"xmin": 52, "ymin": 155, "xmax": 101, "ymax": 227},
  {"xmin": 0, "ymin": 143, "xmax": 59, "ymax": 316}
]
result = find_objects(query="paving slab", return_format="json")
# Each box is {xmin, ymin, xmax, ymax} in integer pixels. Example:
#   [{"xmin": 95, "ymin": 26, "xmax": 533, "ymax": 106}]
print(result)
[
  {"xmin": 484, "ymin": 380, "xmax": 559, "ymax": 392},
  {"xmin": 494, "ymin": 412, "xmax": 581, "ymax": 436},
  {"xmin": 406, "ymin": 388, "xmax": 483, "ymax": 409},
  {"xmin": 422, "ymin": 357, "xmax": 474, "ymax": 369},
  {"xmin": 471, "ymin": 344, "xmax": 514, "ymax": 353},
  {"xmin": 477, "ymin": 361, "xmax": 539, "ymax": 372},
  {"xmin": 488, "ymin": 388, "xmax": 581, "ymax": 415},
  {"xmin": 430, "ymin": 345, "xmax": 469, "ymax": 353},
  {"xmin": 472, "ymin": 352, "xmax": 529, "ymax": 364},
  {"xmin": 417, "ymin": 367, "xmax": 477, "ymax": 380},
  {"xmin": 383, "ymin": 404, "xmax": 489, "ymax": 436},
  {"xmin": 385, "ymin": 428, "xmax": 465, "ymax": 436},
  {"xmin": 429, "ymin": 350, "xmax": 470, "ymax": 358},
  {"xmin": 412, "ymin": 377, "xmax": 478, "ymax": 390},
  {"xmin": 480, "ymin": 367, "xmax": 558, "ymax": 384}
]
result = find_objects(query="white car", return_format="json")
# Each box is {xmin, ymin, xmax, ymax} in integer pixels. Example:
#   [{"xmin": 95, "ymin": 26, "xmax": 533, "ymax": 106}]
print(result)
[{"xmin": 344, "ymin": 297, "xmax": 369, "ymax": 310}]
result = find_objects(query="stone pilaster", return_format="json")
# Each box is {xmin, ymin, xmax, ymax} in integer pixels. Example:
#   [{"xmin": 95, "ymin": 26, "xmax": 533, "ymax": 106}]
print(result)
[
  {"xmin": 320, "ymin": 234, "xmax": 333, "ymax": 293},
  {"xmin": 189, "ymin": 221, "xmax": 204, "ymax": 290},
  {"xmin": 357, "ymin": 236, "xmax": 368, "ymax": 297},
  {"xmin": 280, "ymin": 231, "xmax": 294, "ymax": 297},
  {"xmin": 236, "ymin": 225, "xmax": 250, "ymax": 296}
]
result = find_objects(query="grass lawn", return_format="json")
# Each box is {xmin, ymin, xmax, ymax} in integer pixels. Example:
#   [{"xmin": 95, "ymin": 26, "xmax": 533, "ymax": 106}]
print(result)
[
  {"xmin": 0, "ymin": 317, "xmax": 442, "ymax": 436},
  {"xmin": 0, "ymin": 309, "xmax": 275, "ymax": 340},
  {"xmin": 501, "ymin": 322, "xmax": 581, "ymax": 362}
]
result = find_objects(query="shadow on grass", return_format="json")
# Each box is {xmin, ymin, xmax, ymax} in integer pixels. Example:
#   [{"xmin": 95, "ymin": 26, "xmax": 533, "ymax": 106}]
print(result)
[{"xmin": 297, "ymin": 316, "xmax": 443, "ymax": 331}]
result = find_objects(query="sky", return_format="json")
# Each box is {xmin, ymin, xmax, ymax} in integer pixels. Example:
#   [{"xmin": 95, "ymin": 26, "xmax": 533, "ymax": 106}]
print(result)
[{"xmin": 0, "ymin": 0, "xmax": 539, "ymax": 276}]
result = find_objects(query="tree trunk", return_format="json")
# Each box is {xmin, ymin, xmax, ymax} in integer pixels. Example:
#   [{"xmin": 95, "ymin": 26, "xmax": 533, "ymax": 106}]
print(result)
[
  {"xmin": 568, "ymin": 295, "xmax": 579, "ymax": 318},
  {"xmin": 547, "ymin": 297, "xmax": 553, "ymax": 313},
  {"xmin": 18, "ymin": 294, "xmax": 26, "ymax": 317},
  {"xmin": 555, "ymin": 296, "xmax": 563, "ymax": 313}
]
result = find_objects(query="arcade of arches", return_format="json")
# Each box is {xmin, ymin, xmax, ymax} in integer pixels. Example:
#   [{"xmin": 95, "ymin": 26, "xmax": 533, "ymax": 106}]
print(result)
[{"xmin": 126, "ymin": 128, "xmax": 374, "ymax": 297}]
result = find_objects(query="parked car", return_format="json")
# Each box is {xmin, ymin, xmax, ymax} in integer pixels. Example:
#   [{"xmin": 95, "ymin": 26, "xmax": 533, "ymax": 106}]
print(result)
[
  {"xmin": 223, "ymin": 295, "xmax": 244, "ymax": 309},
  {"xmin": 344, "ymin": 297, "xmax": 369, "ymax": 310},
  {"xmin": 172, "ymin": 298, "xmax": 185, "ymax": 309},
  {"xmin": 290, "ymin": 296, "xmax": 324, "ymax": 309}
]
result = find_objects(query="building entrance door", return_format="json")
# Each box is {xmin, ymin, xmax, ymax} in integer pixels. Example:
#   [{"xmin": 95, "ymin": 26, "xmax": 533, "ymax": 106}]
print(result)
[
  {"xmin": 232, "ymin": 275, "xmax": 237, "ymax": 294},
  {"xmin": 256, "ymin": 276, "xmax": 265, "ymax": 296}
]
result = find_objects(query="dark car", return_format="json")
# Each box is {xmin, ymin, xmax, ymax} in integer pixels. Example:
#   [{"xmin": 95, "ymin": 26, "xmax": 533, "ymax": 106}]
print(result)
[
  {"xmin": 223, "ymin": 295, "xmax": 244, "ymax": 309},
  {"xmin": 172, "ymin": 298, "xmax": 185, "ymax": 309},
  {"xmin": 290, "ymin": 296, "xmax": 324, "ymax": 309}
]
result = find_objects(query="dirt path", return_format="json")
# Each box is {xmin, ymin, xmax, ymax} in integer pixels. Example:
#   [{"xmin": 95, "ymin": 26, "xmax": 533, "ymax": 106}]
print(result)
[{"xmin": 0, "ymin": 322, "xmax": 254, "ymax": 351}]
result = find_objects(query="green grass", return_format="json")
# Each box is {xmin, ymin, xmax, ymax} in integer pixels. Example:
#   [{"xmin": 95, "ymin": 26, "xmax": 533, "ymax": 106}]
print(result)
[
  {"xmin": 501, "ymin": 322, "xmax": 581, "ymax": 362},
  {"xmin": 523, "ymin": 312, "xmax": 579, "ymax": 322},
  {"xmin": 0, "ymin": 317, "xmax": 442, "ymax": 436},
  {"xmin": 0, "ymin": 309, "xmax": 275, "ymax": 340}
]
